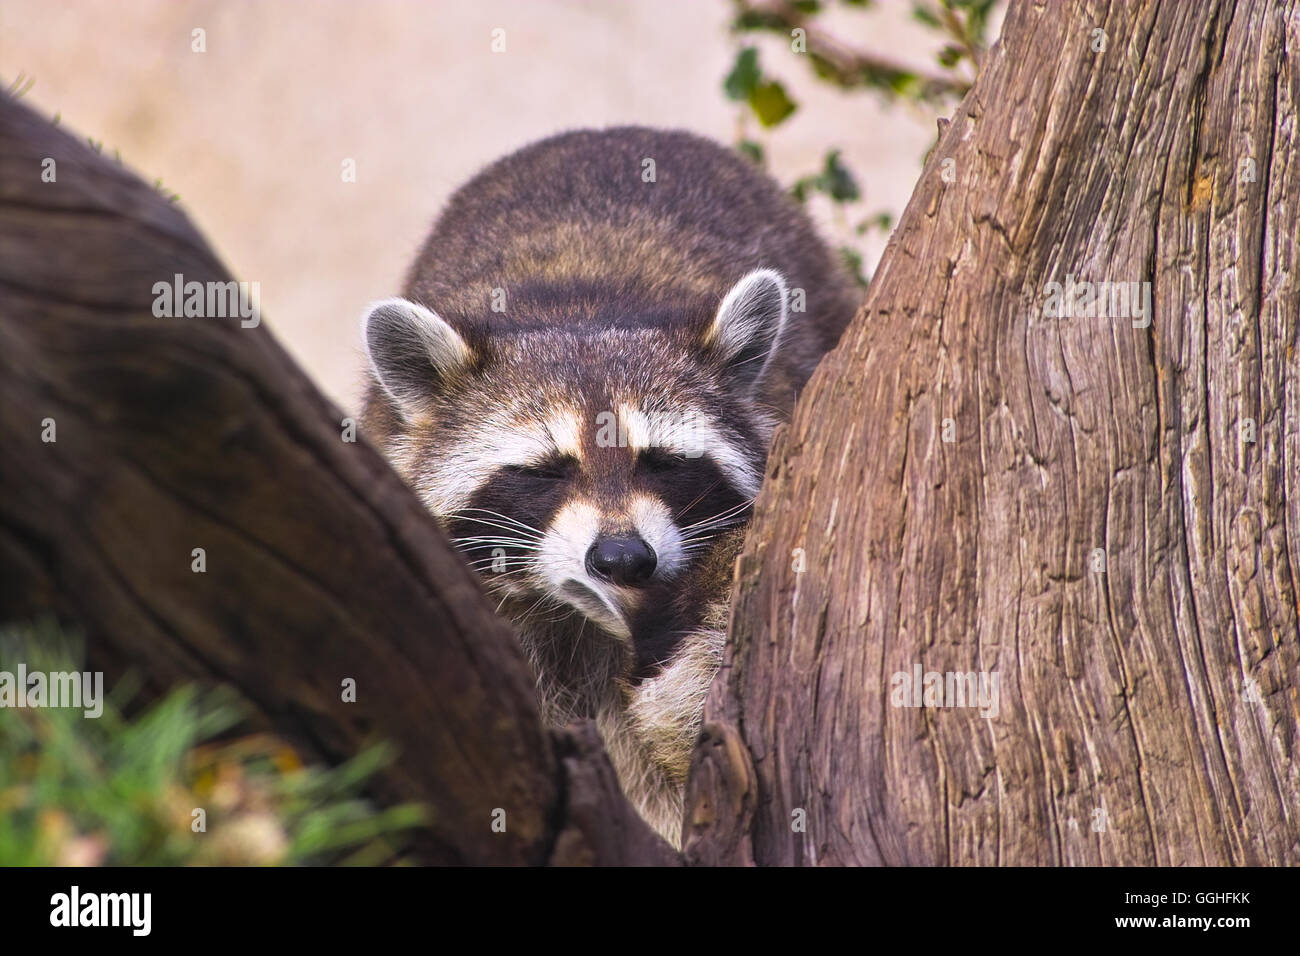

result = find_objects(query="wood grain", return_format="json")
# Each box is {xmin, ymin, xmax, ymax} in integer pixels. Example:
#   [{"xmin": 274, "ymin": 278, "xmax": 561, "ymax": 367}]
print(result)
[{"xmin": 687, "ymin": 0, "xmax": 1300, "ymax": 866}]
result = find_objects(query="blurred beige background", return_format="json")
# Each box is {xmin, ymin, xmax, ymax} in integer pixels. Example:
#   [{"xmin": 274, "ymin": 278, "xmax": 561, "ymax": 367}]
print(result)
[{"xmin": 2, "ymin": 0, "xmax": 952, "ymax": 410}]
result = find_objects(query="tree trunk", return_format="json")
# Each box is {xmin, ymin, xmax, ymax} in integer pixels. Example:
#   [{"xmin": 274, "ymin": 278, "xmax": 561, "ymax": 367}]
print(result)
[
  {"xmin": 685, "ymin": 0, "xmax": 1300, "ymax": 866},
  {"xmin": 0, "ymin": 94, "xmax": 676, "ymax": 866}
]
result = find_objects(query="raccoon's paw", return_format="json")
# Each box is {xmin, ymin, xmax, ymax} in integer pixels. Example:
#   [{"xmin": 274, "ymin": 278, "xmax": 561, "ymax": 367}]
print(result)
[
  {"xmin": 624, "ymin": 620, "xmax": 726, "ymax": 787},
  {"xmin": 596, "ymin": 621, "xmax": 724, "ymax": 847}
]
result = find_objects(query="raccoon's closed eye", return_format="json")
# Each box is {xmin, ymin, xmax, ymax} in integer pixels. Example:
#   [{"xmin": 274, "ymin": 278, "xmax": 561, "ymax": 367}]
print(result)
[
  {"xmin": 639, "ymin": 448, "xmax": 691, "ymax": 472},
  {"xmin": 505, "ymin": 456, "xmax": 576, "ymax": 481}
]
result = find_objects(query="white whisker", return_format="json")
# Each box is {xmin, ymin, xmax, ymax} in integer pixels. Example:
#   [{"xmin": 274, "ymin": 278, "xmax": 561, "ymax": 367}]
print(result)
[
  {"xmin": 450, "ymin": 508, "xmax": 547, "ymax": 540},
  {"xmin": 679, "ymin": 497, "xmax": 755, "ymax": 533}
]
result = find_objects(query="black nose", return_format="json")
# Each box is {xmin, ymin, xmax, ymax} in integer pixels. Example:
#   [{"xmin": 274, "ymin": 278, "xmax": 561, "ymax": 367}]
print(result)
[{"xmin": 585, "ymin": 535, "xmax": 657, "ymax": 586}]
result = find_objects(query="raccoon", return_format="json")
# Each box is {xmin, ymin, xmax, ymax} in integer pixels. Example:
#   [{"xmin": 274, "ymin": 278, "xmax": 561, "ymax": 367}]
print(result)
[{"xmin": 358, "ymin": 127, "xmax": 857, "ymax": 845}]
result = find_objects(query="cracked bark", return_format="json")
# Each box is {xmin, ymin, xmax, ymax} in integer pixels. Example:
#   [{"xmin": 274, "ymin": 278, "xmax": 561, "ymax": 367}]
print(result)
[{"xmin": 684, "ymin": 0, "xmax": 1300, "ymax": 866}]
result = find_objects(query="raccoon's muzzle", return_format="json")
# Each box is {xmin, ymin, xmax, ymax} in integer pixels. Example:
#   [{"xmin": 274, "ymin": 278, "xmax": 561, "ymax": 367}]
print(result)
[{"xmin": 585, "ymin": 534, "xmax": 656, "ymax": 586}]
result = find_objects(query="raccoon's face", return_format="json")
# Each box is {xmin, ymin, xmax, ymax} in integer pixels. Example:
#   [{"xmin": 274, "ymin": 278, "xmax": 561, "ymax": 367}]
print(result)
[{"xmin": 360, "ymin": 270, "xmax": 787, "ymax": 646}]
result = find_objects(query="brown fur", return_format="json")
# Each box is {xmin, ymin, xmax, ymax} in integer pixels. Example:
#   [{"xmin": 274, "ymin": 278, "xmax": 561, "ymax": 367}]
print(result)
[
  {"xmin": 360, "ymin": 127, "xmax": 858, "ymax": 452},
  {"xmin": 358, "ymin": 127, "xmax": 857, "ymax": 846}
]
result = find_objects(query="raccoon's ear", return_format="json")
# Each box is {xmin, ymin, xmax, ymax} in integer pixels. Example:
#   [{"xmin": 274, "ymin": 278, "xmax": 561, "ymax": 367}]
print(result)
[
  {"xmin": 701, "ymin": 269, "xmax": 788, "ymax": 391},
  {"xmin": 361, "ymin": 297, "xmax": 472, "ymax": 411}
]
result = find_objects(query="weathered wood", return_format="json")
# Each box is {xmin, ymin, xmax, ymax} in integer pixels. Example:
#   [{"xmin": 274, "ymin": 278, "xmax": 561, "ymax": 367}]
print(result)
[
  {"xmin": 687, "ymin": 0, "xmax": 1300, "ymax": 865},
  {"xmin": 547, "ymin": 723, "xmax": 682, "ymax": 866},
  {"xmin": 681, "ymin": 720, "xmax": 759, "ymax": 867},
  {"xmin": 0, "ymin": 93, "xmax": 674, "ymax": 866}
]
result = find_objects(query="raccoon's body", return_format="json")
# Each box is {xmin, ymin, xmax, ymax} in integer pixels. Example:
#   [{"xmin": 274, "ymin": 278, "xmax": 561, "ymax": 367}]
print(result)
[{"xmin": 359, "ymin": 127, "xmax": 857, "ymax": 845}]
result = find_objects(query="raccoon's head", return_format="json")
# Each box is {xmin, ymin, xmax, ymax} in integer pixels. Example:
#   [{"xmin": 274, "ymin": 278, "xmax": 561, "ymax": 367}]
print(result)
[{"xmin": 359, "ymin": 269, "xmax": 786, "ymax": 651}]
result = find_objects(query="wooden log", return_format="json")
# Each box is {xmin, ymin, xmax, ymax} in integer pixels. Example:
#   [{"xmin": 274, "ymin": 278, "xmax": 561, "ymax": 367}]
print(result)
[{"xmin": 0, "ymin": 93, "xmax": 676, "ymax": 866}]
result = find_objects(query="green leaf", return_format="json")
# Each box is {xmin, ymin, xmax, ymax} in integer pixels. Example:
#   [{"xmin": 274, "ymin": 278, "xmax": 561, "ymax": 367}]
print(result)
[
  {"xmin": 736, "ymin": 139, "xmax": 765, "ymax": 166},
  {"xmin": 937, "ymin": 44, "xmax": 964, "ymax": 68},
  {"xmin": 856, "ymin": 211, "xmax": 894, "ymax": 235},
  {"xmin": 888, "ymin": 71, "xmax": 923, "ymax": 98},
  {"xmin": 749, "ymin": 81, "xmax": 797, "ymax": 127},
  {"xmin": 839, "ymin": 246, "xmax": 870, "ymax": 287},
  {"xmin": 731, "ymin": 10, "xmax": 776, "ymax": 32},
  {"xmin": 911, "ymin": 2, "xmax": 942, "ymax": 28},
  {"xmin": 790, "ymin": 149, "xmax": 861, "ymax": 204},
  {"xmin": 6, "ymin": 72, "xmax": 35, "ymax": 99},
  {"xmin": 822, "ymin": 149, "xmax": 860, "ymax": 202},
  {"xmin": 724, "ymin": 47, "xmax": 761, "ymax": 101}
]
